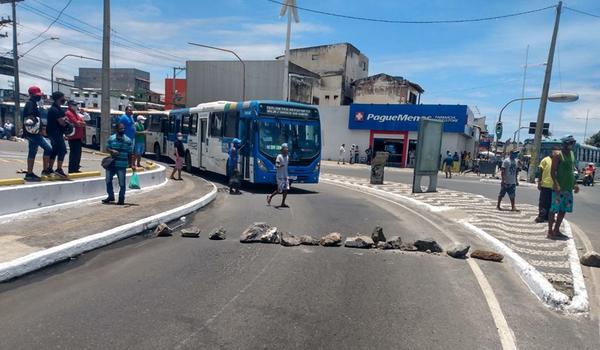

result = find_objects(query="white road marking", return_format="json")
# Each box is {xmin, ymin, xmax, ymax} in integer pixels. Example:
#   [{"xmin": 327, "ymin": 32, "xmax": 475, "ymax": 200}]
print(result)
[{"xmin": 325, "ymin": 181, "xmax": 518, "ymax": 350}]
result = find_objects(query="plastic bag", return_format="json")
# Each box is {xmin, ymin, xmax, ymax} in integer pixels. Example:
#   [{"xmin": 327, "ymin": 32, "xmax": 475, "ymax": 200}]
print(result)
[{"xmin": 129, "ymin": 172, "xmax": 141, "ymax": 189}]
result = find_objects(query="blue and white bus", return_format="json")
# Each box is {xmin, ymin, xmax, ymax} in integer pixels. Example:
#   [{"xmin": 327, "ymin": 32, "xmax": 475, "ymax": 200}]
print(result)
[{"xmin": 167, "ymin": 100, "xmax": 321, "ymax": 184}]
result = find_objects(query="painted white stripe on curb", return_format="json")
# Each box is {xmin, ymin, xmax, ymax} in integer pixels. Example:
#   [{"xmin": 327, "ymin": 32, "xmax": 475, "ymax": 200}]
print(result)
[
  {"xmin": 0, "ymin": 183, "xmax": 217, "ymax": 282},
  {"xmin": 563, "ymin": 220, "xmax": 589, "ymax": 313},
  {"xmin": 322, "ymin": 177, "xmax": 588, "ymax": 313}
]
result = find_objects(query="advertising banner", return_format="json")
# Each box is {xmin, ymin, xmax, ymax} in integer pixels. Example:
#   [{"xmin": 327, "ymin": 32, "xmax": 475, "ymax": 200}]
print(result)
[{"xmin": 349, "ymin": 104, "xmax": 468, "ymax": 133}]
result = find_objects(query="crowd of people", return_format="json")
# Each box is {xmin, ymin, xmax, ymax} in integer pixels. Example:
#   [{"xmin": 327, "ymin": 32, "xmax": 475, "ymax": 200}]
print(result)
[
  {"xmin": 18, "ymin": 85, "xmax": 160, "ymax": 205},
  {"xmin": 337, "ymin": 143, "xmax": 372, "ymax": 165}
]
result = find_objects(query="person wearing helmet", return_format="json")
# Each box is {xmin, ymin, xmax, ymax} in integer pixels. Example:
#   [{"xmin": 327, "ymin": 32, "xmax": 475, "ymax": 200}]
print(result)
[
  {"xmin": 548, "ymin": 135, "xmax": 580, "ymax": 240},
  {"xmin": 267, "ymin": 143, "xmax": 290, "ymax": 208},
  {"xmin": 227, "ymin": 138, "xmax": 242, "ymax": 194},
  {"xmin": 22, "ymin": 86, "xmax": 52, "ymax": 181}
]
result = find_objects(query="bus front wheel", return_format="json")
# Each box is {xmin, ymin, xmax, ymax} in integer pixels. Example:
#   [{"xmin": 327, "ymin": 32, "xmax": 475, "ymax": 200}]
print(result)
[
  {"xmin": 153, "ymin": 143, "xmax": 161, "ymax": 160},
  {"xmin": 185, "ymin": 151, "xmax": 192, "ymax": 173}
]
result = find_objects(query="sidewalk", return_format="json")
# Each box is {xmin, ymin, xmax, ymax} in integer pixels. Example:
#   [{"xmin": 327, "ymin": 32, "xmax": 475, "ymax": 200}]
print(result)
[
  {"xmin": 322, "ymin": 173, "xmax": 587, "ymax": 312},
  {"xmin": 0, "ymin": 174, "xmax": 214, "ymax": 266}
]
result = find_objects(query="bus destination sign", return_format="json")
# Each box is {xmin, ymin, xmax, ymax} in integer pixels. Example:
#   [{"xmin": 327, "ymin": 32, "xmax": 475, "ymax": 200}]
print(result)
[{"xmin": 259, "ymin": 104, "xmax": 317, "ymax": 119}]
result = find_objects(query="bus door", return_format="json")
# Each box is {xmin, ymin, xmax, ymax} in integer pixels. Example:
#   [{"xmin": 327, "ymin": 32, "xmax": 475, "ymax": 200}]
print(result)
[
  {"xmin": 199, "ymin": 112, "xmax": 208, "ymax": 170},
  {"xmin": 241, "ymin": 118, "xmax": 252, "ymax": 180}
]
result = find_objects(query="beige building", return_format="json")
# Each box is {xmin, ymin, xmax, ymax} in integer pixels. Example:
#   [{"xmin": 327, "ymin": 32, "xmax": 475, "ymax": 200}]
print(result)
[
  {"xmin": 352, "ymin": 74, "xmax": 424, "ymax": 104},
  {"xmin": 281, "ymin": 43, "xmax": 369, "ymax": 106}
]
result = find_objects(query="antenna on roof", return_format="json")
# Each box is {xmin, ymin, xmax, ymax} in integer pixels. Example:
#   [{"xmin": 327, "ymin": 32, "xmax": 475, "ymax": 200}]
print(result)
[{"xmin": 280, "ymin": 0, "xmax": 300, "ymax": 102}]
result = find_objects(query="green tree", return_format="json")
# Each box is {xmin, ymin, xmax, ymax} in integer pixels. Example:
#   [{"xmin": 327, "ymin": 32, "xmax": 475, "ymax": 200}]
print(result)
[{"xmin": 586, "ymin": 131, "xmax": 600, "ymax": 147}]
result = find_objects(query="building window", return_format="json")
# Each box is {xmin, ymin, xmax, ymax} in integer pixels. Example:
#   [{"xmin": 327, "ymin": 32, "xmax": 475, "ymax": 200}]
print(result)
[
  {"xmin": 334, "ymin": 95, "xmax": 339, "ymax": 101},
  {"xmin": 312, "ymin": 54, "xmax": 320, "ymax": 60},
  {"xmin": 409, "ymin": 92, "xmax": 417, "ymax": 104},
  {"xmin": 93, "ymin": 103, "xmax": 98, "ymax": 108},
  {"xmin": 312, "ymin": 97, "xmax": 320, "ymax": 105},
  {"xmin": 325, "ymin": 95, "xmax": 330, "ymax": 100},
  {"xmin": 360, "ymin": 61, "xmax": 366, "ymax": 71}
]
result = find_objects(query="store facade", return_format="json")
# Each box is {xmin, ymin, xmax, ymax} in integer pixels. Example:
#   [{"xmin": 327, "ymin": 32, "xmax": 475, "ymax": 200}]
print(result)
[{"xmin": 320, "ymin": 104, "xmax": 477, "ymax": 167}]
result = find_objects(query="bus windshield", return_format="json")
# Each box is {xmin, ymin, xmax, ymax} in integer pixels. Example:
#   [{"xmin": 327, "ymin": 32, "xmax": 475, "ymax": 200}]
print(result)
[{"xmin": 258, "ymin": 118, "xmax": 320, "ymax": 162}]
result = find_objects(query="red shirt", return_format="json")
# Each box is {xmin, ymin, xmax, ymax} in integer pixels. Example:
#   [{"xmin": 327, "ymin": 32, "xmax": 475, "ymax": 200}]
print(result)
[{"xmin": 65, "ymin": 109, "xmax": 85, "ymax": 140}]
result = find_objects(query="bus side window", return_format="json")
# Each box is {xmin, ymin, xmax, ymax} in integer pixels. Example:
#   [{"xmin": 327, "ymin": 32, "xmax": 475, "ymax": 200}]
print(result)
[
  {"xmin": 210, "ymin": 112, "xmax": 223, "ymax": 137},
  {"xmin": 190, "ymin": 113, "xmax": 198, "ymax": 136},
  {"xmin": 223, "ymin": 111, "xmax": 239, "ymax": 138},
  {"xmin": 182, "ymin": 113, "xmax": 190, "ymax": 134}
]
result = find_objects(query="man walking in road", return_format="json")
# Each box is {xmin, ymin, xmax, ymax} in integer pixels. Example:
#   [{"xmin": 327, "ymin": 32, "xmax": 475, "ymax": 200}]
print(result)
[
  {"xmin": 134, "ymin": 115, "xmax": 147, "ymax": 168},
  {"xmin": 103, "ymin": 123, "xmax": 133, "ymax": 205},
  {"xmin": 45, "ymin": 91, "xmax": 69, "ymax": 178},
  {"xmin": 443, "ymin": 151, "xmax": 454, "ymax": 178},
  {"xmin": 22, "ymin": 86, "xmax": 52, "ymax": 181},
  {"xmin": 548, "ymin": 135, "xmax": 579, "ymax": 240},
  {"xmin": 267, "ymin": 143, "xmax": 290, "ymax": 208},
  {"xmin": 338, "ymin": 143, "xmax": 346, "ymax": 165},
  {"xmin": 65, "ymin": 100, "xmax": 86, "ymax": 173},
  {"xmin": 496, "ymin": 149, "xmax": 519, "ymax": 211},
  {"xmin": 227, "ymin": 138, "xmax": 242, "ymax": 194},
  {"xmin": 535, "ymin": 147, "xmax": 559, "ymax": 223}
]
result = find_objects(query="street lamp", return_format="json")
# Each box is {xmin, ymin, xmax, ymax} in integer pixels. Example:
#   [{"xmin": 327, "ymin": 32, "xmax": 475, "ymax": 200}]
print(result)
[
  {"xmin": 188, "ymin": 42, "xmax": 246, "ymax": 101},
  {"xmin": 512, "ymin": 126, "xmax": 529, "ymax": 143},
  {"xmin": 51, "ymin": 54, "xmax": 101, "ymax": 92},
  {"xmin": 19, "ymin": 36, "xmax": 59, "ymax": 58},
  {"xmin": 495, "ymin": 92, "xmax": 579, "ymax": 142}
]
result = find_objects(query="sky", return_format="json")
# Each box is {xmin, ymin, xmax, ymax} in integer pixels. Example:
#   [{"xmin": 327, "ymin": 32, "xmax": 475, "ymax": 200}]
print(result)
[{"xmin": 1, "ymin": 0, "xmax": 599, "ymax": 143}]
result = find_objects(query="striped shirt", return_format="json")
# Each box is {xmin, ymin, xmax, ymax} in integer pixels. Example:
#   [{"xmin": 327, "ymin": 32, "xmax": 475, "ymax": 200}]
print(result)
[{"xmin": 106, "ymin": 134, "xmax": 133, "ymax": 169}]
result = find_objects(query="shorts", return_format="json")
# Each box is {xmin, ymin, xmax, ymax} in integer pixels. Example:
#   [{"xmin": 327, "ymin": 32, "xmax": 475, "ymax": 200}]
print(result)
[
  {"xmin": 175, "ymin": 157, "xmax": 183, "ymax": 170},
  {"xmin": 551, "ymin": 191, "xmax": 573, "ymax": 213},
  {"xmin": 26, "ymin": 134, "xmax": 53, "ymax": 159},
  {"xmin": 444, "ymin": 164, "xmax": 452, "ymax": 171},
  {"xmin": 49, "ymin": 135, "xmax": 67, "ymax": 162},
  {"xmin": 277, "ymin": 178, "xmax": 289, "ymax": 193},
  {"xmin": 134, "ymin": 142, "xmax": 145, "ymax": 156},
  {"xmin": 499, "ymin": 183, "xmax": 516, "ymax": 200}
]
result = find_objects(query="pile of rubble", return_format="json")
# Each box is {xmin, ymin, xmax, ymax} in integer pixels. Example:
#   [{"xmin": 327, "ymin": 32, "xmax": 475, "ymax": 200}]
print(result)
[{"xmin": 237, "ymin": 223, "xmax": 504, "ymax": 262}]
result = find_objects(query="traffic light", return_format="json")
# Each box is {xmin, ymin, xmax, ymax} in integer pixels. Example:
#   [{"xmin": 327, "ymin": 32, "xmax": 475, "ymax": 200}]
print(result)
[
  {"xmin": 495, "ymin": 121, "xmax": 503, "ymax": 140},
  {"xmin": 529, "ymin": 122, "xmax": 550, "ymax": 136}
]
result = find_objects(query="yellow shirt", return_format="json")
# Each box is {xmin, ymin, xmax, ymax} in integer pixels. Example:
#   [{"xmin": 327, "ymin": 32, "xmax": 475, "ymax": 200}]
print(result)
[{"xmin": 539, "ymin": 156, "xmax": 553, "ymax": 189}]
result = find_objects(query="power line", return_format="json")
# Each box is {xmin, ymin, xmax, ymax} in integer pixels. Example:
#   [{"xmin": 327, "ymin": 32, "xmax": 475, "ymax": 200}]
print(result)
[
  {"xmin": 266, "ymin": 0, "xmax": 556, "ymax": 24},
  {"xmin": 564, "ymin": 6, "xmax": 600, "ymax": 19},
  {"xmin": 19, "ymin": 0, "xmax": 72, "ymax": 45}
]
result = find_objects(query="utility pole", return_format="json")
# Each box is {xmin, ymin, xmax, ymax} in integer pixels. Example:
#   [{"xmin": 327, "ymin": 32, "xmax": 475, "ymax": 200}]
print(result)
[
  {"xmin": 528, "ymin": 1, "xmax": 562, "ymax": 183},
  {"xmin": 2, "ymin": 0, "xmax": 24, "ymax": 134},
  {"xmin": 100, "ymin": 0, "xmax": 111, "ymax": 152},
  {"xmin": 516, "ymin": 44, "xmax": 529, "ymax": 144},
  {"xmin": 172, "ymin": 66, "xmax": 185, "ymax": 109}
]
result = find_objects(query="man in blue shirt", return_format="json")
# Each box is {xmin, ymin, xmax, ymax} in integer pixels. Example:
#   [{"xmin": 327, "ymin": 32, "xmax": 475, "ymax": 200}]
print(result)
[
  {"xmin": 103, "ymin": 123, "xmax": 133, "ymax": 205},
  {"xmin": 119, "ymin": 106, "xmax": 136, "ymax": 167}
]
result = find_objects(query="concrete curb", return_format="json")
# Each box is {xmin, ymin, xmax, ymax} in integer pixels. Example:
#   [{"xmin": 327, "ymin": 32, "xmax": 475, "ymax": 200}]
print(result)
[
  {"xmin": 321, "ymin": 177, "xmax": 588, "ymax": 313},
  {"xmin": 0, "ymin": 182, "xmax": 217, "ymax": 282},
  {"xmin": 0, "ymin": 164, "xmax": 166, "ymax": 216},
  {"xmin": 0, "ymin": 177, "xmax": 169, "ymax": 224}
]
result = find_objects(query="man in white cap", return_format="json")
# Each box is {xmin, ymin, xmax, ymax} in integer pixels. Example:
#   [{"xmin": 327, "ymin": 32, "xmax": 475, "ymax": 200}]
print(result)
[
  {"xmin": 267, "ymin": 143, "xmax": 290, "ymax": 208},
  {"xmin": 133, "ymin": 115, "xmax": 147, "ymax": 168}
]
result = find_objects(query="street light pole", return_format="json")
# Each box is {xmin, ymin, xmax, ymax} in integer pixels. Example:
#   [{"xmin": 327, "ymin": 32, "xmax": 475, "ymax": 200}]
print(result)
[
  {"xmin": 9, "ymin": 0, "xmax": 22, "ymax": 134},
  {"xmin": 576, "ymin": 110, "xmax": 600, "ymax": 143},
  {"xmin": 516, "ymin": 44, "xmax": 529, "ymax": 144},
  {"xmin": 529, "ymin": 1, "xmax": 562, "ymax": 183},
  {"xmin": 513, "ymin": 126, "xmax": 529, "ymax": 143},
  {"xmin": 187, "ymin": 42, "xmax": 246, "ymax": 101},
  {"xmin": 171, "ymin": 66, "xmax": 185, "ymax": 109},
  {"xmin": 51, "ymin": 54, "xmax": 100, "ymax": 92},
  {"xmin": 100, "ymin": 0, "xmax": 111, "ymax": 152},
  {"xmin": 18, "ymin": 37, "xmax": 59, "ymax": 58}
]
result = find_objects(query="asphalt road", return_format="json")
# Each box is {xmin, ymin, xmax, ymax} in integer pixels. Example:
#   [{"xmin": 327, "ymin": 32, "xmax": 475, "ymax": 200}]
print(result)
[
  {"xmin": 322, "ymin": 164, "xmax": 600, "ymax": 251},
  {"xmin": 0, "ymin": 174, "xmax": 598, "ymax": 349}
]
